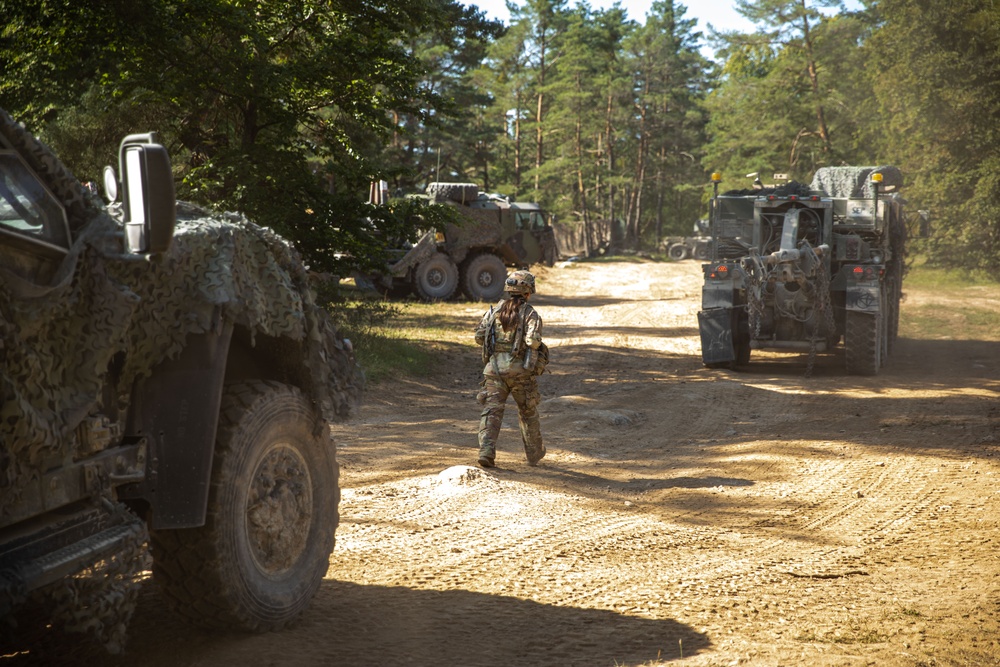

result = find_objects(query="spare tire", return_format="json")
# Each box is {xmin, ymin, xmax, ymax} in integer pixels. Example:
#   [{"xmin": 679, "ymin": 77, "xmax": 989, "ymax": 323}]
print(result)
[{"xmin": 426, "ymin": 182, "xmax": 479, "ymax": 204}]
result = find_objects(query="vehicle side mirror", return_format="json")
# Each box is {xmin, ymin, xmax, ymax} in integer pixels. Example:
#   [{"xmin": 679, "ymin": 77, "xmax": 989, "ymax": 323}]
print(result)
[{"xmin": 117, "ymin": 133, "xmax": 176, "ymax": 254}]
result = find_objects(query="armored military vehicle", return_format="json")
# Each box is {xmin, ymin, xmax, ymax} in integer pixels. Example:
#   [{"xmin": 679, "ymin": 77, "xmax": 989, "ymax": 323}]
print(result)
[
  {"xmin": 369, "ymin": 182, "xmax": 558, "ymax": 302},
  {"xmin": 697, "ymin": 167, "xmax": 907, "ymax": 375},
  {"xmin": 0, "ymin": 108, "xmax": 362, "ymax": 652},
  {"xmin": 663, "ymin": 220, "xmax": 712, "ymax": 261}
]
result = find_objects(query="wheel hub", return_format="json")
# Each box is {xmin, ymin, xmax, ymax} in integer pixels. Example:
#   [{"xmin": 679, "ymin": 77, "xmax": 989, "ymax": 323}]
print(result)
[{"xmin": 245, "ymin": 444, "xmax": 313, "ymax": 574}]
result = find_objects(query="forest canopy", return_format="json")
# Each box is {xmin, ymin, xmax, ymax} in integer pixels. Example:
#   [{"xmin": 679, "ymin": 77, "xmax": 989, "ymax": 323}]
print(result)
[{"xmin": 0, "ymin": 0, "xmax": 997, "ymax": 275}]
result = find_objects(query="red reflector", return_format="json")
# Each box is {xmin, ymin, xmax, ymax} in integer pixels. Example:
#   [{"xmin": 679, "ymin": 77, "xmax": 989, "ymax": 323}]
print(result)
[
  {"xmin": 811, "ymin": 195, "xmax": 819, "ymax": 201},
  {"xmin": 717, "ymin": 265, "xmax": 728, "ymax": 272},
  {"xmin": 853, "ymin": 266, "xmax": 864, "ymax": 274},
  {"xmin": 768, "ymin": 195, "xmax": 776, "ymax": 201},
  {"xmin": 790, "ymin": 195, "xmax": 798, "ymax": 200},
  {"xmin": 709, "ymin": 273, "xmax": 717, "ymax": 279}
]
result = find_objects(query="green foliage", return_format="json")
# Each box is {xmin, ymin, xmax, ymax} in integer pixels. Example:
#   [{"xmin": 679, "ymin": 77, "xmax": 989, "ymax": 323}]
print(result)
[
  {"xmin": 0, "ymin": 0, "xmax": 499, "ymax": 277},
  {"xmin": 3, "ymin": 0, "xmax": 998, "ymax": 275},
  {"xmin": 865, "ymin": 0, "xmax": 1000, "ymax": 274},
  {"xmin": 705, "ymin": 1, "xmax": 872, "ymax": 186},
  {"xmin": 321, "ymin": 292, "xmax": 433, "ymax": 383}
]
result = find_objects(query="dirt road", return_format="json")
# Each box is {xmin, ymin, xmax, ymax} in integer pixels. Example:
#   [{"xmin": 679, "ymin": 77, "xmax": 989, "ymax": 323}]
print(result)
[{"xmin": 56, "ymin": 260, "xmax": 1000, "ymax": 665}]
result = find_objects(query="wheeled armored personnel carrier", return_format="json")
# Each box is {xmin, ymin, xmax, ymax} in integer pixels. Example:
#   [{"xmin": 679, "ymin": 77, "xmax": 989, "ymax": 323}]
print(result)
[
  {"xmin": 368, "ymin": 182, "xmax": 558, "ymax": 302},
  {"xmin": 0, "ymin": 108, "xmax": 362, "ymax": 652}
]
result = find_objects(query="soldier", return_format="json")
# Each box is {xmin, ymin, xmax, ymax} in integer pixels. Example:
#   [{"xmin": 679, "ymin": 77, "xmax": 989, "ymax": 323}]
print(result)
[{"xmin": 474, "ymin": 270, "xmax": 546, "ymax": 468}]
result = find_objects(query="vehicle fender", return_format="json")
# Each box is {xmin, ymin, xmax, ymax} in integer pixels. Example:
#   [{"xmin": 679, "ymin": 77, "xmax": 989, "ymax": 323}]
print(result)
[
  {"xmin": 388, "ymin": 231, "xmax": 436, "ymax": 277},
  {"xmin": 702, "ymin": 282, "xmax": 734, "ymax": 310},
  {"xmin": 845, "ymin": 282, "xmax": 881, "ymax": 312},
  {"xmin": 120, "ymin": 321, "xmax": 233, "ymax": 529},
  {"xmin": 698, "ymin": 308, "xmax": 736, "ymax": 364}
]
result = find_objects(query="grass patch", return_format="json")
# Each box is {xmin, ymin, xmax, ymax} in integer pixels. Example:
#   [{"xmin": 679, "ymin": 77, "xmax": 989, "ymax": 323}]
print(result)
[
  {"xmin": 353, "ymin": 334, "xmax": 435, "ymax": 384},
  {"xmin": 324, "ymin": 287, "xmax": 481, "ymax": 384},
  {"xmin": 577, "ymin": 252, "xmax": 665, "ymax": 264},
  {"xmin": 904, "ymin": 261, "xmax": 995, "ymax": 289},
  {"xmin": 902, "ymin": 304, "xmax": 1000, "ymax": 341}
]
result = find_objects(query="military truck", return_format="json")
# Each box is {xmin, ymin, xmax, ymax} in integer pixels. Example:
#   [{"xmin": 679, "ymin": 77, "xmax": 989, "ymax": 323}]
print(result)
[
  {"xmin": 697, "ymin": 167, "xmax": 907, "ymax": 376},
  {"xmin": 663, "ymin": 220, "xmax": 711, "ymax": 261},
  {"xmin": 367, "ymin": 182, "xmax": 558, "ymax": 302},
  {"xmin": 0, "ymin": 108, "xmax": 362, "ymax": 653}
]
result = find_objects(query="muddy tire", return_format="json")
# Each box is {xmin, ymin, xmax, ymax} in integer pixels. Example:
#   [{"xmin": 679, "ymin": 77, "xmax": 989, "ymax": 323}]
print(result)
[
  {"xmin": 667, "ymin": 244, "xmax": 689, "ymax": 261},
  {"xmin": 150, "ymin": 381, "xmax": 338, "ymax": 631},
  {"xmin": 414, "ymin": 252, "xmax": 459, "ymax": 301},
  {"xmin": 845, "ymin": 310, "xmax": 881, "ymax": 376},
  {"xmin": 461, "ymin": 253, "xmax": 507, "ymax": 302},
  {"xmin": 426, "ymin": 182, "xmax": 479, "ymax": 204}
]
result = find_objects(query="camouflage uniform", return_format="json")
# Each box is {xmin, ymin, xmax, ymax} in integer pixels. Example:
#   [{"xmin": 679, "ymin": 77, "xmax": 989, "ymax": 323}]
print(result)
[{"xmin": 474, "ymin": 292, "xmax": 545, "ymax": 467}]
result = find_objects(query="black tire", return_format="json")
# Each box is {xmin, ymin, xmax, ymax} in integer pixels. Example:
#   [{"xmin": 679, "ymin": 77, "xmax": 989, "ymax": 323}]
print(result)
[
  {"xmin": 414, "ymin": 252, "xmax": 459, "ymax": 301},
  {"xmin": 886, "ymin": 274, "xmax": 901, "ymax": 357},
  {"xmin": 734, "ymin": 310, "xmax": 751, "ymax": 367},
  {"xmin": 845, "ymin": 310, "xmax": 881, "ymax": 376},
  {"xmin": 880, "ymin": 283, "xmax": 891, "ymax": 366},
  {"xmin": 150, "ymin": 381, "xmax": 338, "ymax": 631},
  {"xmin": 461, "ymin": 253, "xmax": 507, "ymax": 301},
  {"xmin": 426, "ymin": 182, "xmax": 479, "ymax": 204},
  {"xmin": 693, "ymin": 242, "xmax": 711, "ymax": 261},
  {"xmin": 667, "ymin": 244, "xmax": 689, "ymax": 261}
]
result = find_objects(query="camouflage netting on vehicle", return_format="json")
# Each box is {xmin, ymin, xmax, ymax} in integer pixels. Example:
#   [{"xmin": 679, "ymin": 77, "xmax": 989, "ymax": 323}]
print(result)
[
  {"xmin": 0, "ymin": 201, "xmax": 363, "ymax": 504},
  {"xmin": 810, "ymin": 166, "xmax": 904, "ymax": 199},
  {"xmin": 444, "ymin": 204, "xmax": 503, "ymax": 261},
  {"xmin": 722, "ymin": 181, "xmax": 813, "ymax": 198}
]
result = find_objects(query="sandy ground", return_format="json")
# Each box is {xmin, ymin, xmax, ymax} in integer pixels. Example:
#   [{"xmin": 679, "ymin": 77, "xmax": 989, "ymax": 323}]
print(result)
[{"xmin": 12, "ymin": 259, "xmax": 1000, "ymax": 666}]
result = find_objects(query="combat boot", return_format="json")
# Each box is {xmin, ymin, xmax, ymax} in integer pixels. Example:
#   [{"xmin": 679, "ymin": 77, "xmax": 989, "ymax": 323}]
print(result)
[
  {"xmin": 477, "ymin": 446, "xmax": 495, "ymax": 468},
  {"xmin": 526, "ymin": 444, "xmax": 545, "ymax": 466}
]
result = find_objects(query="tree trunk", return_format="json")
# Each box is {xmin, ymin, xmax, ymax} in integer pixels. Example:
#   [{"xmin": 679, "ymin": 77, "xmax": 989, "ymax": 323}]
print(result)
[{"xmin": 798, "ymin": 1, "xmax": 831, "ymax": 155}]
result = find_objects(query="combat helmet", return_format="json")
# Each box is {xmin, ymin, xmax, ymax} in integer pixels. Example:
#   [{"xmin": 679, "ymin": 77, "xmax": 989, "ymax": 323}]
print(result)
[{"xmin": 504, "ymin": 270, "xmax": 536, "ymax": 296}]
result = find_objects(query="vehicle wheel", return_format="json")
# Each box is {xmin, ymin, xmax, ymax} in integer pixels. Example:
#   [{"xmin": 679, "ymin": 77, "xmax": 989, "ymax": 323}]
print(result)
[
  {"xmin": 150, "ymin": 381, "xmax": 338, "ymax": 631},
  {"xmin": 733, "ymin": 310, "xmax": 751, "ymax": 367},
  {"xmin": 461, "ymin": 253, "xmax": 507, "ymax": 302},
  {"xmin": 693, "ymin": 243, "xmax": 711, "ymax": 261},
  {"xmin": 426, "ymin": 182, "xmax": 479, "ymax": 204},
  {"xmin": 885, "ymin": 274, "xmax": 901, "ymax": 356},
  {"xmin": 667, "ymin": 244, "xmax": 689, "ymax": 261},
  {"xmin": 845, "ymin": 310, "xmax": 881, "ymax": 376},
  {"xmin": 414, "ymin": 252, "xmax": 459, "ymax": 301}
]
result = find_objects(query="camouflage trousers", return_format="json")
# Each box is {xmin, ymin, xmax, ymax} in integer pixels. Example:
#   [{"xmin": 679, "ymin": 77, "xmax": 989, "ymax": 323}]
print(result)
[{"xmin": 478, "ymin": 373, "xmax": 544, "ymax": 464}]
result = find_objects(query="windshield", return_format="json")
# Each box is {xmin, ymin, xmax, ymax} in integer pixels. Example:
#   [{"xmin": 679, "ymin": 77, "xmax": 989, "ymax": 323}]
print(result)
[
  {"xmin": 0, "ymin": 151, "xmax": 70, "ymax": 251},
  {"xmin": 514, "ymin": 210, "xmax": 548, "ymax": 231}
]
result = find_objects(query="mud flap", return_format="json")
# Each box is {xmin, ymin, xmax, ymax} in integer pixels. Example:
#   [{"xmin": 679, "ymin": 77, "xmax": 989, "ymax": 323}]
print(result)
[{"xmin": 698, "ymin": 308, "xmax": 735, "ymax": 365}]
